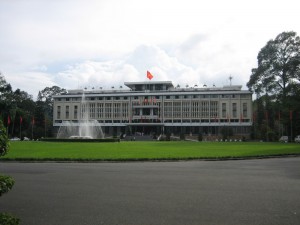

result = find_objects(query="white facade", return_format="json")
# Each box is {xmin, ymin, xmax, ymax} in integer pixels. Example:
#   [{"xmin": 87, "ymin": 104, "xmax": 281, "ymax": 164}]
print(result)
[{"xmin": 53, "ymin": 81, "xmax": 252, "ymax": 138}]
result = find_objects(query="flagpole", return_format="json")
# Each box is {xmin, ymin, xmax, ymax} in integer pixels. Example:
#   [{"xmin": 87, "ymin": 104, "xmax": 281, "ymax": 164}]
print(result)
[
  {"xmin": 290, "ymin": 110, "xmax": 293, "ymax": 142},
  {"xmin": 20, "ymin": 121, "xmax": 21, "ymax": 140},
  {"xmin": 44, "ymin": 117, "xmax": 47, "ymax": 138},
  {"xmin": 32, "ymin": 117, "xmax": 34, "ymax": 140},
  {"xmin": 7, "ymin": 115, "xmax": 10, "ymax": 137}
]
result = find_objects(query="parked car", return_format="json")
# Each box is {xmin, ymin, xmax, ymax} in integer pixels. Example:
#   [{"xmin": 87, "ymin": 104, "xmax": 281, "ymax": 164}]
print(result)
[
  {"xmin": 295, "ymin": 135, "xmax": 300, "ymax": 143},
  {"xmin": 10, "ymin": 137, "xmax": 20, "ymax": 141},
  {"xmin": 279, "ymin": 136, "xmax": 289, "ymax": 143}
]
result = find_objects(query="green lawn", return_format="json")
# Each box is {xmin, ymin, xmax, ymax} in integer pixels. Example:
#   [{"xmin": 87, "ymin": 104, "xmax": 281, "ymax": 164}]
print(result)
[{"xmin": 1, "ymin": 141, "xmax": 300, "ymax": 161}]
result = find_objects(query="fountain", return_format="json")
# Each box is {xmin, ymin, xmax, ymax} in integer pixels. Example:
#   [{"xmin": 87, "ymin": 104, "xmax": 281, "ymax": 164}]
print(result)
[{"xmin": 56, "ymin": 92, "xmax": 104, "ymax": 139}]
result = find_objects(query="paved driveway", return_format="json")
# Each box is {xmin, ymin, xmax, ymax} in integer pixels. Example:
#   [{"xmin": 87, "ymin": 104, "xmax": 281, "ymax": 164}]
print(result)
[{"xmin": 0, "ymin": 158, "xmax": 300, "ymax": 225}]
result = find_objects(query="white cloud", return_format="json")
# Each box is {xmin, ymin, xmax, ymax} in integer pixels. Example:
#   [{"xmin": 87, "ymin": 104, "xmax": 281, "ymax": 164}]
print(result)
[
  {"xmin": 0, "ymin": 0, "xmax": 299, "ymax": 98},
  {"xmin": 54, "ymin": 45, "xmax": 213, "ymax": 91},
  {"xmin": 6, "ymin": 71, "xmax": 56, "ymax": 98}
]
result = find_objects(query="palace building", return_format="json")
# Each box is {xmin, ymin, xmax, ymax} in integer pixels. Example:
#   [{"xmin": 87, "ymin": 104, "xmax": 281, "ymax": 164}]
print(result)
[{"xmin": 53, "ymin": 81, "xmax": 253, "ymax": 139}]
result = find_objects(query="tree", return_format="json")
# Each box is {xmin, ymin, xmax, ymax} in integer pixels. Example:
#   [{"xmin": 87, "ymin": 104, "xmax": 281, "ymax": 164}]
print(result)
[
  {"xmin": 36, "ymin": 86, "xmax": 66, "ymax": 138},
  {"xmin": 37, "ymin": 86, "xmax": 67, "ymax": 107},
  {"xmin": 247, "ymin": 31, "xmax": 300, "ymax": 140},
  {"xmin": 247, "ymin": 31, "xmax": 300, "ymax": 103},
  {"xmin": 0, "ymin": 73, "xmax": 12, "ymax": 96},
  {"xmin": 0, "ymin": 120, "xmax": 20, "ymax": 224},
  {"xmin": 1, "ymin": 73, "xmax": 69, "ymax": 139}
]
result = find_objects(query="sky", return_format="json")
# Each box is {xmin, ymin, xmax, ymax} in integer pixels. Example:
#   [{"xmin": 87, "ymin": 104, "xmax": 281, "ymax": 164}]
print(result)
[{"xmin": 0, "ymin": 0, "xmax": 299, "ymax": 99}]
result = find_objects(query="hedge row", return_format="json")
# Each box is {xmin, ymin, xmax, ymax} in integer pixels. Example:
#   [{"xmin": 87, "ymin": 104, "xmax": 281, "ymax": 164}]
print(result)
[{"xmin": 40, "ymin": 138, "xmax": 120, "ymax": 142}]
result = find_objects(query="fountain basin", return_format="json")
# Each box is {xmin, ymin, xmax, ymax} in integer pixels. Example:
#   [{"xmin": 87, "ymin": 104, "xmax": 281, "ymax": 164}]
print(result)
[
  {"xmin": 41, "ymin": 138, "xmax": 120, "ymax": 142},
  {"xmin": 69, "ymin": 136, "xmax": 93, "ymax": 139}
]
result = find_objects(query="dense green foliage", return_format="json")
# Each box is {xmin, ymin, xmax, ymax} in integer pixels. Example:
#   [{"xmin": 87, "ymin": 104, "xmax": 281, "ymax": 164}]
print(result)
[
  {"xmin": 0, "ymin": 175, "xmax": 15, "ymax": 196},
  {"xmin": 0, "ymin": 72, "xmax": 66, "ymax": 140},
  {"xmin": 247, "ymin": 31, "xmax": 300, "ymax": 140},
  {"xmin": 0, "ymin": 117, "xmax": 19, "ymax": 224},
  {"xmin": 0, "ymin": 120, "xmax": 9, "ymax": 156},
  {"xmin": 2, "ymin": 141, "xmax": 300, "ymax": 161},
  {"xmin": 0, "ymin": 214, "xmax": 20, "ymax": 225}
]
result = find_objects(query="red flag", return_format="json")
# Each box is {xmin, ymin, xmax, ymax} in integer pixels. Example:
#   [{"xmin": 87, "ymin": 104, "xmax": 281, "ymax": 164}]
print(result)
[
  {"xmin": 20, "ymin": 116, "xmax": 23, "ymax": 124},
  {"xmin": 253, "ymin": 112, "xmax": 256, "ymax": 122},
  {"xmin": 147, "ymin": 71, "xmax": 153, "ymax": 80},
  {"xmin": 7, "ymin": 115, "xmax": 11, "ymax": 125},
  {"xmin": 290, "ymin": 110, "xmax": 293, "ymax": 120}
]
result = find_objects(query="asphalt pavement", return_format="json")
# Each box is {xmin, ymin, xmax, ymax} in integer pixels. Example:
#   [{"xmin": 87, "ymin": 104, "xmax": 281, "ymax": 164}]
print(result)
[{"xmin": 0, "ymin": 158, "xmax": 300, "ymax": 225}]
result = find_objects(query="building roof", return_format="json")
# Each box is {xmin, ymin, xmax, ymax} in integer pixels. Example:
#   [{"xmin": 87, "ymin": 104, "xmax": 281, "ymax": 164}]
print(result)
[
  {"xmin": 124, "ymin": 81, "xmax": 174, "ymax": 89},
  {"xmin": 53, "ymin": 81, "xmax": 251, "ymax": 98}
]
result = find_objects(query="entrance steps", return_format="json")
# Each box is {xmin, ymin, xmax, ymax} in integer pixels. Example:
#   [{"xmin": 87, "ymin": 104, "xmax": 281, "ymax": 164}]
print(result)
[{"xmin": 123, "ymin": 135, "xmax": 155, "ymax": 141}]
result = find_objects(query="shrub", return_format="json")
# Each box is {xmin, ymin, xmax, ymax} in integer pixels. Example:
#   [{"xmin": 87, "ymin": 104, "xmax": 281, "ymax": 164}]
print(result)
[
  {"xmin": 0, "ymin": 120, "xmax": 19, "ymax": 225},
  {"xmin": 180, "ymin": 133, "xmax": 185, "ymax": 140},
  {"xmin": 166, "ymin": 133, "xmax": 171, "ymax": 141},
  {"xmin": 0, "ymin": 121, "xmax": 9, "ymax": 156},
  {"xmin": 198, "ymin": 133, "xmax": 203, "ymax": 141},
  {"xmin": 0, "ymin": 213, "xmax": 20, "ymax": 225},
  {"xmin": 0, "ymin": 175, "xmax": 15, "ymax": 196}
]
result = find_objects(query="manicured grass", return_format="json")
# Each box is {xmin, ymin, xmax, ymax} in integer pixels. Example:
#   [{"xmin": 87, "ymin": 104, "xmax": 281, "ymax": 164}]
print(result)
[{"xmin": 1, "ymin": 141, "xmax": 300, "ymax": 161}]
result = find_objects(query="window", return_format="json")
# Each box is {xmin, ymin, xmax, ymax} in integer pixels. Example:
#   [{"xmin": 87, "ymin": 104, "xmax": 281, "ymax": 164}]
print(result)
[
  {"xmin": 222, "ymin": 103, "xmax": 226, "ymax": 118},
  {"xmin": 142, "ymin": 108, "xmax": 150, "ymax": 115},
  {"xmin": 243, "ymin": 103, "xmax": 248, "ymax": 118},
  {"xmin": 155, "ymin": 84, "xmax": 163, "ymax": 90},
  {"xmin": 232, "ymin": 103, "xmax": 237, "ymax": 118},
  {"xmin": 210, "ymin": 101, "xmax": 218, "ymax": 118},
  {"xmin": 222, "ymin": 94, "xmax": 231, "ymax": 98},
  {"xmin": 97, "ymin": 103, "xmax": 104, "ymax": 118},
  {"xmin": 66, "ymin": 106, "xmax": 69, "ymax": 119},
  {"xmin": 74, "ymin": 106, "xmax": 78, "ymax": 119},
  {"xmin": 134, "ymin": 108, "xmax": 140, "ymax": 116},
  {"xmin": 57, "ymin": 106, "xmax": 61, "ymax": 119},
  {"xmin": 201, "ymin": 101, "xmax": 209, "ymax": 118},
  {"xmin": 90, "ymin": 103, "xmax": 95, "ymax": 118}
]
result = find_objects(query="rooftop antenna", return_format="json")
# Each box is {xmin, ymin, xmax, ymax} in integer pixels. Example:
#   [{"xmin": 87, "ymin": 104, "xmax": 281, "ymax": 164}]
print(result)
[{"xmin": 229, "ymin": 75, "xmax": 233, "ymax": 86}]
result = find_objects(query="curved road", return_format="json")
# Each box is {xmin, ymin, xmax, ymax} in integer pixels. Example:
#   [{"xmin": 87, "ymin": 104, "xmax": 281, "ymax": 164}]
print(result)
[{"xmin": 0, "ymin": 158, "xmax": 300, "ymax": 225}]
